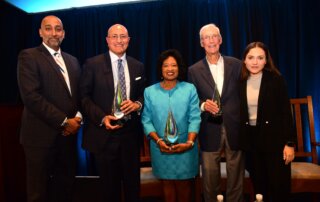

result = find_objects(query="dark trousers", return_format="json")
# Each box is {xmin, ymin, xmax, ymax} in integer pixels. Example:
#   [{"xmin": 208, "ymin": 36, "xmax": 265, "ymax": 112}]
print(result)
[
  {"xmin": 23, "ymin": 135, "xmax": 77, "ymax": 202},
  {"xmin": 246, "ymin": 126, "xmax": 291, "ymax": 202},
  {"xmin": 94, "ymin": 131, "xmax": 140, "ymax": 202}
]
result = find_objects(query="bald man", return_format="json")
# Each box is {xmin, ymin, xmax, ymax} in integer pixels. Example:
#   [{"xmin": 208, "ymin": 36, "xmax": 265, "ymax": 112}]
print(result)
[
  {"xmin": 17, "ymin": 15, "xmax": 82, "ymax": 202},
  {"xmin": 80, "ymin": 24, "xmax": 145, "ymax": 202}
]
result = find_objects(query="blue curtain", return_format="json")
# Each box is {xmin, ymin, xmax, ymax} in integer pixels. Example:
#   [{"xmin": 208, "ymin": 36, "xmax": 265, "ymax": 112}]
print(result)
[{"xmin": 1, "ymin": 0, "xmax": 320, "ymax": 175}]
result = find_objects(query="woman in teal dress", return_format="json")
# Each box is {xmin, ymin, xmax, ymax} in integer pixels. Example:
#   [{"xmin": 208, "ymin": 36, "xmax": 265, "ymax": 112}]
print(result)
[{"xmin": 142, "ymin": 49, "xmax": 201, "ymax": 202}]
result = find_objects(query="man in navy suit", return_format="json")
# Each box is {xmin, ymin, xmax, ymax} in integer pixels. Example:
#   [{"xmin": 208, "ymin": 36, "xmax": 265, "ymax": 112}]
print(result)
[
  {"xmin": 17, "ymin": 15, "xmax": 82, "ymax": 202},
  {"xmin": 188, "ymin": 23, "xmax": 244, "ymax": 202},
  {"xmin": 80, "ymin": 24, "xmax": 145, "ymax": 202}
]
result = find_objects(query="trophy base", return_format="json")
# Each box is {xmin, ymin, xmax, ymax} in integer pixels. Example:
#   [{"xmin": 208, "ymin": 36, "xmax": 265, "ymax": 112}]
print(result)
[
  {"xmin": 213, "ymin": 112, "xmax": 222, "ymax": 117},
  {"xmin": 165, "ymin": 141, "xmax": 178, "ymax": 146},
  {"xmin": 209, "ymin": 112, "xmax": 223, "ymax": 123},
  {"xmin": 111, "ymin": 119, "xmax": 125, "ymax": 126},
  {"xmin": 114, "ymin": 111, "xmax": 124, "ymax": 119}
]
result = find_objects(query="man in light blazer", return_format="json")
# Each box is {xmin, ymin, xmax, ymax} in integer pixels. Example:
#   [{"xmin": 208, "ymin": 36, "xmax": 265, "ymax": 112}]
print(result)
[
  {"xmin": 17, "ymin": 15, "xmax": 82, "ymax": 202},
  {"xmin": 188, "ymin": 23, "xmax": 244, "ymax": 202},
  {"xmin": 80, "ymin": 24, "xmax": 145, "ymax": 202}
]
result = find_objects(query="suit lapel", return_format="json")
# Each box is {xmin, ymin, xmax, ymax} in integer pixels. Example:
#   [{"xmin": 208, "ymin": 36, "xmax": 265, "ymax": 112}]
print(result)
[
  {"xmin": 240, "ymin": 79, "xmax": 249, "ymax": 120},
  {"xmin": 257, "ymin": 71, "xmax": 269, "ymax": 115},
  {"xmin": 127, "ymin": 57, "xmax": 138, "ymax": 98},
  {"xmin": 61, "ymin": 53, "xmax": 75, "ymax": 97},
  {"xmin": 103, "ymin": 53, "xmax": 115, "ymax": 99},
  {"xmin": 199, "ymin": 58, "xmax": 215, "ymax": 90},
  {"xmin": 38, "ymin": 45, "xmax": 71, "ymax": 97},
  {"xmin": 221, "ymin": 56, "xmax": 231, "ymax": 99}
]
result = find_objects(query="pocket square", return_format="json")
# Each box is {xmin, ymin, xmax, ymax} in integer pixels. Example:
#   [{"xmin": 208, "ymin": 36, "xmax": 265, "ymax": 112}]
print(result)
[{"xmin": 135, "ymin": 77, "xmax": 141, "ymax": 81}]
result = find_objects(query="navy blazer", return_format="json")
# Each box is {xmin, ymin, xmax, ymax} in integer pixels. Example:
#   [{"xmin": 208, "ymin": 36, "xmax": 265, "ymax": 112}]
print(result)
[
  {"xmin": 239, "ymin": 70, "xmax": 295, "ymax": 152},
  {"xmin": 188, "ymin": 56, "xmax": 242, "ymax": 151},
  {"xmin": 80, "ymin": 53, "xmax": 145, "ymax": 153},
  {"xmin": 17, "ymin": 44, "xmax": 81, "ymax": 147}
]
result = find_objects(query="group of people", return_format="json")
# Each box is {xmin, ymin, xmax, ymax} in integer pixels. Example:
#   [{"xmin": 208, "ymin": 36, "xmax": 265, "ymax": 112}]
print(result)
[{"xmin": 17, "ymin": 15, "xmax": 295, "ymax": 202}]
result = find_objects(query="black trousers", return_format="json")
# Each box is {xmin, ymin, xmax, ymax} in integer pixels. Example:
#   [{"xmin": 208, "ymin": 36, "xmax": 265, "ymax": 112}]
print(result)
[
  {"xmin": 94, "ymin": 131, "xmax": 140, "ymax": 202},
  {"xmin": 23, "ymin": 135, "xmax": 77, "ymax": 202},
  {"xmin": 246, "ymin": 126, "xmax": 291, "ymax": 202}
]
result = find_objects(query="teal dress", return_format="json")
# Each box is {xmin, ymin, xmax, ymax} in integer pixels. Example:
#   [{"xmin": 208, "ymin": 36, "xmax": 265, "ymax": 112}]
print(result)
[{"xmin": 142, "ymin": 81, "xmax": 201, "ymax": 179}]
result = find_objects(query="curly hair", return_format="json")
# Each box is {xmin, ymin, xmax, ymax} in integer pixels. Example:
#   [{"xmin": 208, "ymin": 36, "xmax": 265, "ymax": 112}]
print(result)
[{"xmin": 156, "ymin": 49, "xmax": 186, "ymax": 81}]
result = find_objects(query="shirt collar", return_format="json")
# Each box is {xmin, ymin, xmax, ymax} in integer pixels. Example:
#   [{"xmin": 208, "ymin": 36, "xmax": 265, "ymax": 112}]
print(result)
[
  {"xmin": 206, "ymin": 54, "xmax": 223, "ymax": 66},
  {"xmin": 109, "ymin": 50, "xmax": 126, "ymax": 63},
  {"xmin": 42, "ymin": 42, "xmax": 61, "ymax": 56}
]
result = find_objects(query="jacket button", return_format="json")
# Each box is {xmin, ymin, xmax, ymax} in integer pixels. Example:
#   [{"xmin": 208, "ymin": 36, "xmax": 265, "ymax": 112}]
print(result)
[
  {"xmin": 265, "ymin": 121, "xmax": 269, "ymax": 124},
  {"xmin": 245, "ymin": 122, "xmax": 249, "ymax": 125}
]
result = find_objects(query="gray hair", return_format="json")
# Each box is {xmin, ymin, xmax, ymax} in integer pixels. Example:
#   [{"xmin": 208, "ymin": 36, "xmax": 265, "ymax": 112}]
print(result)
[{"xmin": 199, "ymin": 23, "xmax": 221, "ymax": 40}]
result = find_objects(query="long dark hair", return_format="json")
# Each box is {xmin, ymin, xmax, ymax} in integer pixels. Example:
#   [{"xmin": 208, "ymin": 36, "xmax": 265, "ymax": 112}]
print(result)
[
  {"xmin": 157, "ymin": 49, "xmax": 186, "ymax": 81},
  {"xmin": 241, "ymin": 42, "xmax": 280, "ymax": 81}
]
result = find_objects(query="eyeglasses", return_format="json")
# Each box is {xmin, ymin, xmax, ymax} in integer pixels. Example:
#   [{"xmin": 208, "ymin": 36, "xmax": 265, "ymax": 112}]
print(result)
[
  {"xmin": 108, "ymin": 35, "xmax": 129, "ymax": 41},
  {"xmin": 201, "ymin": 34, "xmax": 220, "ymax": 41}
]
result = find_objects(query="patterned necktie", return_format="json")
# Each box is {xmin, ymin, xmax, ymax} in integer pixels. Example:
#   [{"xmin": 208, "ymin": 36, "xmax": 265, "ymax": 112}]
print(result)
[
  {"xmin": 53, "ymin": 52, "xmax": 66, "ymax": 72},
  {"xmin": 53, "ymin": 52, "xmax": 71, "ymax": 95},
  {"xmin": 118, "ymin": 59, "xmax": 127, "ymax": 100}
]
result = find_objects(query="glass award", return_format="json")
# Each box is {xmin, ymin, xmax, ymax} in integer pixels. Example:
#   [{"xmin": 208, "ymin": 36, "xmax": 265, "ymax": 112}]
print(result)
[
  {"xmin": 112, "ymin": 82, "xmax": 124, "ymax": 119},
  {"xmin": 212, "ymin": 84, "xmax": 222, "ymax": 117},
  {"xmin": 164, "ymin": 109, "xmax": 178, "ymax": 145}
]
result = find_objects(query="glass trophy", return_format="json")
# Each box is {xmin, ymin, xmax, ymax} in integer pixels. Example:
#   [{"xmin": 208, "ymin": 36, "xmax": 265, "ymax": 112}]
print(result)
[
  {"xmin": 212, "ymin": 84, "xmax": 222, "ymax": 117},
  {"xmin": 164, "ymin": 109, "xmax": 178, "ymax": 145},
  {"xmin": 111, "ymin": 82, "xmax": 125, "ymax": 125}
]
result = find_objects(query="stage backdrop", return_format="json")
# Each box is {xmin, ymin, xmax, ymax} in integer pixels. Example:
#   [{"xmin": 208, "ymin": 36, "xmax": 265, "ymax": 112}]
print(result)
[{"xmin": 1, "ymin": 0, "xmax": 319, "ymax": 175}]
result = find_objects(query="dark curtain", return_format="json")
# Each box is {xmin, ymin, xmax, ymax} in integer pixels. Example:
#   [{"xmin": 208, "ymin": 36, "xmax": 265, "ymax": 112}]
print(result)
[{"xmin": 1, "ymin": 0, "xmax": 319, "ymax": 175}]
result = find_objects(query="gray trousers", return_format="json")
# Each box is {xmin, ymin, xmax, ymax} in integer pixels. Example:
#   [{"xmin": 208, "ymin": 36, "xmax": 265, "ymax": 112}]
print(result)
[{"xmin": 201, "ymin": 125, "xmax": 245, "ymax": 202}]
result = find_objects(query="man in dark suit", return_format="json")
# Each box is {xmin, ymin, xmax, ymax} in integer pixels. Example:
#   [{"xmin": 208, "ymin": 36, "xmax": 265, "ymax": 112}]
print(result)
[
  {"xmin": 17, "ymin": 15, "xmax": 82, "ymax": 202},
  {"xmin": 80, "ymin": 24, "xmax": 145, "ymax": 202},
  {"xmin": 188, "ymin": 23, "xmax": 244, "ymax": 202}
]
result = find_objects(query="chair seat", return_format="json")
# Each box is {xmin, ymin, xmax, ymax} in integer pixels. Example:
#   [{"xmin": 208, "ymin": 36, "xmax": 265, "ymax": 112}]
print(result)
[
  {"xmin": 291, "ymin": 162, "xmax": 320, "ymax": 179},
  {"xmin": 140, "ymin": 167, "xmax": 160, "ymax": 182},
  {"xmin": 140, "ymin": 167, "xmax": 163, "ymax": 197}
]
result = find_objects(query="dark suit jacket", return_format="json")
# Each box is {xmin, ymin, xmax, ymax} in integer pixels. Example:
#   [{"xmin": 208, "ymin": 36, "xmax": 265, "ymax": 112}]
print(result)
[
  {"xmin": 17, "ymin": 44, "xmax": 81, "ymax": 147},
  {"xmin": 80, "ymin": 53, "xmax": 145, "ymax": 153},
  {"xmin": 188, "ymin": 56, "xmax": 242, "ymax": 151},
  {"xmin": 239, "ymin": 70, "xmax": 295, "ymax": 152}
]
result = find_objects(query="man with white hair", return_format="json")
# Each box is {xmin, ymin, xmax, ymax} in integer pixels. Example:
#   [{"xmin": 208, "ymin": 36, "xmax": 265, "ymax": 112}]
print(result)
[{"xmin": 188, "ymin": 23, "xmax": 244, "ymax": 202}]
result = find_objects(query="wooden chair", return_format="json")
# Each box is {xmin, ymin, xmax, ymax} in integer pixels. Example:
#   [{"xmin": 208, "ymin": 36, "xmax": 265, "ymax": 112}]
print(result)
[{"xmin": 290, "ymin": 96, "xmax": 320, "ymax": 200}]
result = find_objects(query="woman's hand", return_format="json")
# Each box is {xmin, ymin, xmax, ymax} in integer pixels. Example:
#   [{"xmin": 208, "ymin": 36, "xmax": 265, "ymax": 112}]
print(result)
[
  {"xmin": 283, "ymin": 145, "xmax": 295, "ymax": 165},
  {"xmin": 159, "ymin": 141, "xmax": 193, "ymax": 153}
]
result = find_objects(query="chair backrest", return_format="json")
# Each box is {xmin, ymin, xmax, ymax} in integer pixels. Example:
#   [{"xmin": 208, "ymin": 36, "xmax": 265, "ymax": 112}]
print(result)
[
  {"xmin": 290, "ymin": 96, "xmax": 318, "ymax": 164},
  {"xmin": 140, "ymin": 135, "xmax": 151, "ymax": 163}
]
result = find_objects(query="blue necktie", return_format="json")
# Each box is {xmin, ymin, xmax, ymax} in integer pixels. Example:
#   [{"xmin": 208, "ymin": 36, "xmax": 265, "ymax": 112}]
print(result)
[{"xmin": 118, "ymin": 59, "xmax": 127, "ymax": 100}]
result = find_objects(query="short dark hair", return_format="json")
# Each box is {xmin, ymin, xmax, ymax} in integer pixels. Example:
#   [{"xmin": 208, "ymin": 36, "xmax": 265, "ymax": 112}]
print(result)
[{"xmin": 156, "ymin": 49, "xmax": 186, "ymax": 81}]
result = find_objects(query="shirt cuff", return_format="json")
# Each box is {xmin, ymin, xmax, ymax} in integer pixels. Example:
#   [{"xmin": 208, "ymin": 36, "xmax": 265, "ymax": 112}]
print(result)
[
  {"xmin": 200, "ymin": 102, "xmax": 206, "ymax": 112},
  {"xmin": 61, "ymin": 117, "xmax": 68, "ymax": 127},
  {"xmin": 100, "ymin": 116, "xmax": 106, "ymax": 127}
]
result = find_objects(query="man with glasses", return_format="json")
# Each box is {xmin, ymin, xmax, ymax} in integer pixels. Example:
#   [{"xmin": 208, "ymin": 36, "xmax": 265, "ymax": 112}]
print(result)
[
  {"xmin": 80, "ymin": 24, "xmax": 145, "ymax": 202},
  {"xmin": 188, "ymin": 23, "xmax": 244, "ymax": 202}
]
